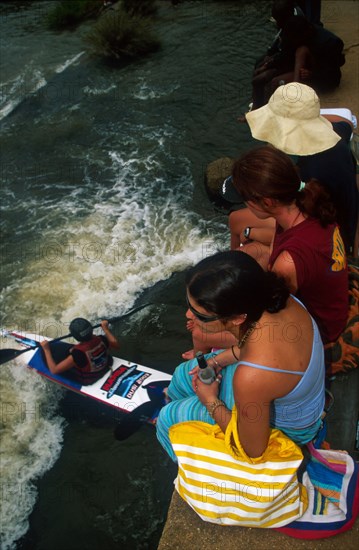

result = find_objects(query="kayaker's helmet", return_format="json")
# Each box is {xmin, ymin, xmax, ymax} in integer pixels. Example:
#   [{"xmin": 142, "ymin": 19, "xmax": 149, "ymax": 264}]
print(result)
[{"xmin": 69, "ymin": 318, "xmax": 93, "ymax": 342}]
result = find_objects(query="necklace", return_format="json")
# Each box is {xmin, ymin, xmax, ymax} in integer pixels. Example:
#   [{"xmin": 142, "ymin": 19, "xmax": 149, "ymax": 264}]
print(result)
[
  {"xmin": 289, "ymin": 208, "xmax": 304, "ymax": 229},
  {"xmin": 238, "ymin": 322, "xmax": 257, "ymax": 348}
]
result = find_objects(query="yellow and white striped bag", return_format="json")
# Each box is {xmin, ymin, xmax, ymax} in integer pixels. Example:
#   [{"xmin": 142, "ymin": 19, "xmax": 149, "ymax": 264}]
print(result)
[{"xmin": 169, "ymin": 408, "xmax": 308, "ymax": 528}]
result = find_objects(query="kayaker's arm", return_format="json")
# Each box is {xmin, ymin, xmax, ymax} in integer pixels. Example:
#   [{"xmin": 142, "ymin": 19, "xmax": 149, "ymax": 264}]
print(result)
[
  {"xmin": 40, "ymin": 340, "xmax": 76, "ymax": 374},
  {"xmin": 100, "ymin": 320, "xmax": 120, "ymax": 350}
]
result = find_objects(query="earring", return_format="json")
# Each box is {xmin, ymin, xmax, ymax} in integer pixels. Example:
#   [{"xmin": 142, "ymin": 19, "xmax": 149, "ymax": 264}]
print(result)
[{"xmin": 232, "ymin": 314, "xmax": 247, "ymax": 326}]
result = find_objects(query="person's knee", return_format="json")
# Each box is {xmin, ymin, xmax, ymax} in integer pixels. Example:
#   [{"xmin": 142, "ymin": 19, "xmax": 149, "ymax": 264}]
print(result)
[
  {"xmin": 156, "ymin": 406, "xmax": 165, "ymax": 427},
  {"xmin": 156, "ymin": 404, "xmax": 170, "ymax": 433},
  {"xmin": 191, "ymin": 325, "xmax": 206, "ymax": 340}
]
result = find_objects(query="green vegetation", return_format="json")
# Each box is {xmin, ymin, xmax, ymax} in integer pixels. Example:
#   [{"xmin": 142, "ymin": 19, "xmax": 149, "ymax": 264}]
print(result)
[
  {"xmin": 46, "ymin": 0, "xmax": 101, "ymax": 31},
  {"xmin": 122, "ymin": 0, "xmax": 158, "ymax": 17},
  {"xmin": 85, "ymin": 10, "xmax": 161, "ymax": 62}
]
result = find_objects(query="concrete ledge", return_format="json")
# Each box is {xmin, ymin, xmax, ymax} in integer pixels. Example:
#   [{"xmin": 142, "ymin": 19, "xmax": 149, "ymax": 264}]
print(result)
[
  {"xmin": 318, "ymin": 0, "xmax": 359, "ymax": 115},
  {"xmin": 158, "ymin": 369, "xmax": 359, "ymax": 549},
  {"xmin": 158, "ymin": 490, "xmax": 359, "ymax": 550}
]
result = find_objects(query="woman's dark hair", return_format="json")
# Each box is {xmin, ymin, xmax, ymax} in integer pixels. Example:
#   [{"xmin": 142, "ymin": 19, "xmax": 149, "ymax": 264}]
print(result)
[
  {"xmin": 185, "ymin": 250, "xmax": 290, "ymax": 324},
  {"xmin": 272, "ymin": 0, "xmax": 296, "ymax": 28},
  {"xmin": 232, "ymin": 146, "xmax": 336, "ymax": 226}
]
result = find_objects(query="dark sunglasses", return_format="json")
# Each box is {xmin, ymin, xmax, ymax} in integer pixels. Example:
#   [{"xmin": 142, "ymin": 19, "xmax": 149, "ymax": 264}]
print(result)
[{"xmin": 186, "ymin": 295, "xmax": 221, "ymax": 323}]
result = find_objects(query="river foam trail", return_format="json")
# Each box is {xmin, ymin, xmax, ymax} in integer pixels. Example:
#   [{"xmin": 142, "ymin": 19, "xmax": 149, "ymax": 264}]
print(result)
[
  {"xmin": 0, "ymin": 1, "xmax": 273, "ymax": 547},
  {"xmin": 0, "ymin": 117, "xmax": 223, "ymax": 550},
  {"xmin": 0, "ymin": 361, "xmax": 65, "ymax": 549},
  {"xmin": 0, "ymin": 51, "xmax": 85, "ymax": 122}
]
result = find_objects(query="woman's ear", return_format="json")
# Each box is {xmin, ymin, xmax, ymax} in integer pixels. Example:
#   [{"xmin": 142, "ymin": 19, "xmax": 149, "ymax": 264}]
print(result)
[
  {"xmin": 247, "ymin": 197, "xmax": 276, "ymax": 213},
  {"xmin": 262, "ymin": 197, "xmax": 279, "ymax": 209},
  {"xmin": 230, "ymin": 313, "xmax": 247, "ymax": 326}
]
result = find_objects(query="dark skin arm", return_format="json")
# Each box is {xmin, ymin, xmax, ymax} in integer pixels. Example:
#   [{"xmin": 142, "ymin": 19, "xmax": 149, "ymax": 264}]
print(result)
[{"xmin": 270, "ymin": 45, "xmax": 314, "ymax": 91}]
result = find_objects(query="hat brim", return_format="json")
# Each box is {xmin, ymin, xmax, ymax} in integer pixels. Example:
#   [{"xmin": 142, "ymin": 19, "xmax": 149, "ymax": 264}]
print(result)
[
  {"xmin": 220, "ymin": 177, "xmax": 246, "ymax": 205},
  {"xmin": 246, "ymin": 105, "xmax": 341, "ymax": 156}
]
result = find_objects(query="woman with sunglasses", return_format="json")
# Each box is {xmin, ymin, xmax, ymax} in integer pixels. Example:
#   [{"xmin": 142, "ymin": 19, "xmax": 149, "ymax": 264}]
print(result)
[{"xmin": 156, "ymin": 250, "xmax": 325, "ymax": 461}]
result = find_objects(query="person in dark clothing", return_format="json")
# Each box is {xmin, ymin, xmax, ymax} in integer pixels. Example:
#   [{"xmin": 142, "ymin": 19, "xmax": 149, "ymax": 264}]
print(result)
[
  {"xmin": 256, "ymin": 0, "xmax": 304, "ymax": 66},
  {"xmin": 248, "ymin": 1, "xmax": 306, "ymax": 113},
  {"xmin": 297, "ymin": 0, "xmax": 322, "ymax": 25},
  {"xmin": 251, "ymin": 15, "xmax": 345, "ymax": 111},
  {"xmin": 296, "ymin": 121, "xmax": 357, "ymax": 254}
]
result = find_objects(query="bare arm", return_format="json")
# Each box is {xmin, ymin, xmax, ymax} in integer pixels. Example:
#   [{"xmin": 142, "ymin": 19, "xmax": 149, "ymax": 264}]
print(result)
[
  {"xmin": 191, "ymin": 370, "xmax": 232, "ymax": 433},
  {"xmin": 229, "ymin": 209, "xmax": 275, "ymax": 250},
  {"xmin": 269, "ymin": 46, "xmax": 313, "ymax": 91},
  {"xmin": 243, "ymin": 226, "xmax": 275, "ymax": 246},
  {"xmin": 190, "ymin": 324, "xmax": 237, "ymax": 355},
  {"xmin": 101, "ymin": 320, "xmax": 120, "ymax": 350},
  {"xmin": 208, "ymin": 346, "xmax": 241, "ymax": 370},
  {"xmin": 271, "ymin": 250, "xmax": 298, "ymax": 293},
  {"xmin": 233, "ymin": 368, "xmax": 271, "ymax": 457},
  {"xmin": 40, "ymin": 340, "xmax": 76, "ymax": 374},
  {"xmin": 193, "ymin": 362, "xmax": 272, "ymax": 457},
  {"xmin": 240, "ymin": 241, "xmax": 271, "ymax": 271},
  {"xmin": 293, "ymin": 45, "xmax": 313, "ymax": 82}
]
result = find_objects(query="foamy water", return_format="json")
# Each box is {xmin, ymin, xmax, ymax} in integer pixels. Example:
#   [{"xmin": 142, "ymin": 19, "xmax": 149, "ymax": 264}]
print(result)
[
  {"xmin": 0, "ymin": 67, "xmax": 47, "ymax": 121},
  {"xmin": 133, "ymin": 76, "xmax": 180, "ymax": 100},
  {"xmin": 1, "ymin": 134, "xmax": 223, "ymax": 331},
  {"xmin": 0, "ymin": 50, "xmax": 86, "ymax": 121},
  {"xmin": 0, "ymin": 1, "xmax": 271, "ymax": 546},
  {"xmin": 0, "ymin": 361, "xmax": 65, "ymax": 549},
  {"xmin": 0, "ymin": 33, "xmax": 94, "ymax": 546},
  {"xmin": 54, "ymin": 51, "xmax": 85, "ymax": 74},
  {"xmin": 0, "ymin": 88, "xmax": 224, "ymax": 550}
]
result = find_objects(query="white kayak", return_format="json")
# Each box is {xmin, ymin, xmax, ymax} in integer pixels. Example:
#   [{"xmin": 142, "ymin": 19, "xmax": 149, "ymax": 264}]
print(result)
[{"xmin": 1, "ymin": 330, "xmax": 172, "ymax": 433}]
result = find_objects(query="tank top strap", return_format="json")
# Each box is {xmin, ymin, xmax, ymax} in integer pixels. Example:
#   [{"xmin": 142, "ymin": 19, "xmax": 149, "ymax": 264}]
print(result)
[{"xmin": 238, "ymin": 361, "xmax": 305, "ymax": 376}]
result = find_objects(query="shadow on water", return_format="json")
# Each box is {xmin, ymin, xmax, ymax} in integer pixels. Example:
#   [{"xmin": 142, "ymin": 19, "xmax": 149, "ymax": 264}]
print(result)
[{"xmin": 18, "ymin": 408, "xmax": 178, "ymax": 550}]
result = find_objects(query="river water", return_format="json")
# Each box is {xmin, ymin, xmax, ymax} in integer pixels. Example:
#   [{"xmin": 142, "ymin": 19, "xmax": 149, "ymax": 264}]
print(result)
[{"xmin": 0, "ymin": 1, "xmax": 273, "ymax": 548}]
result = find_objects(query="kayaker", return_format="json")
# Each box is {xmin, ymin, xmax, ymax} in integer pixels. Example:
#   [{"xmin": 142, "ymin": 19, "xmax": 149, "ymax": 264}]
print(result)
[{"xmin": 40, "ymin": 318, "xmax": 120, "ymax": 385}]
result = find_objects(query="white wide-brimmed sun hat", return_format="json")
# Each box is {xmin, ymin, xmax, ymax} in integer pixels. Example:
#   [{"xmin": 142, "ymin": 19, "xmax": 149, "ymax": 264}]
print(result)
[{"xmin": 246, "ymin": 83, "xmax": 341, "ymax": 156}]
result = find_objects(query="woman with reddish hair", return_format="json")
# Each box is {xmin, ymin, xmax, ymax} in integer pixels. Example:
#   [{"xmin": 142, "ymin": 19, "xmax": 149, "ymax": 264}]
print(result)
[{"xmin": 232, "ymin": 145, "xmax": 348, "ymax": 344}]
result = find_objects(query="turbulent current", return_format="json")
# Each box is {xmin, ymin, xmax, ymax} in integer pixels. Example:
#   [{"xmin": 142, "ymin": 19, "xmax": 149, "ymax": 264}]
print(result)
[{"xmin": 0, "ymin": 1, "xmax": 273, "ymax": 548}]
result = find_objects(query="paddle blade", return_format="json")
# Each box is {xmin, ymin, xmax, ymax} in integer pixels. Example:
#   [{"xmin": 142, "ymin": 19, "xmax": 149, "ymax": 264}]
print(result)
[
  {"xmin": 0, "ymin": 347, "xmax": 31, "ymax": 365},
  {"xmin": 114, "ymin": 401, "xmax": 158, "ymax": 441}
]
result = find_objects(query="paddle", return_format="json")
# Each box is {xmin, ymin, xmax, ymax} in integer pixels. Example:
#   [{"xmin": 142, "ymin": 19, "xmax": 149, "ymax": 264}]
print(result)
[{"xmin": 0, "ymin": 302, "xmax": 152, "ymax": 365}]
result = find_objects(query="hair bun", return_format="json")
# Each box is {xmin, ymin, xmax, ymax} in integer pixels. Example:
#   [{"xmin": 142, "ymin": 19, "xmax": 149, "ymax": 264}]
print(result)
[{"xmin": 264, "ymin": 272, "xmax": 290, "ymax": 313}]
